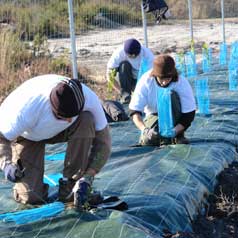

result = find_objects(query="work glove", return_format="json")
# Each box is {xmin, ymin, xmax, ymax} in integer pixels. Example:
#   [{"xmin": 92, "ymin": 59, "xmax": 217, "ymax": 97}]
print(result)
[
  {"xmin": 3, "ymin": 161, "xmax": 25, "ymax": 183},
  {"xmin": 142, "ymin": 127, "xmax": 158, "ymax": 141},
  {"xmin": 72, "ymin": 175, "xmax": 94, "ymax": 209}
]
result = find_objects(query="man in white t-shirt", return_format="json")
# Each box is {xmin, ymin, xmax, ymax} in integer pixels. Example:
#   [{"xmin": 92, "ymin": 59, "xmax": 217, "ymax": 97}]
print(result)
[
  {"xmin": 107, "ymin": 38, "xmax": 154, "ymax": 104},
  {"xmin": 129, "ymin": 54, "xmax": 196, "ymax": 146},
  {"xmin": 0, "ymin": 74, "xmax": 111, "ymax": 206}
]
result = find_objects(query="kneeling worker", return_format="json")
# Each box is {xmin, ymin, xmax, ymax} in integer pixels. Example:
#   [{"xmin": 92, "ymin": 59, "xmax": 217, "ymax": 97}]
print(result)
[
  {"xmin": 0, "ymin": 74, "xmax": 111, "ymax": 206},
  {"xmin": 129, "ymin": 54, "xmax": 196, "ymax": 146},
  {"xmin": 106, "ymin": 38, "xmax": 154, "ymax": 104}
]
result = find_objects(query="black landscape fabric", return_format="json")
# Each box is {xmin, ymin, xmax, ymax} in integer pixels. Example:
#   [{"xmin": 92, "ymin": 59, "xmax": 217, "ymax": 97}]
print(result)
[{"xmin": 0, "ymin": 64, "xmax": 238, "ymax": 238}]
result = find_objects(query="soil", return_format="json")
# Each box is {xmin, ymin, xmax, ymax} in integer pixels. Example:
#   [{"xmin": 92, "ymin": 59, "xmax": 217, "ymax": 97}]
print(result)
[{"xmin": 163, "ymin": 161, "xmax": 238, "ymax": 238}]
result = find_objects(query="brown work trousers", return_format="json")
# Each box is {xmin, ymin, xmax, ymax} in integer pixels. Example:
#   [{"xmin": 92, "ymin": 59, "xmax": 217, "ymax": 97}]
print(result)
[{"xmin": 12, "ymin": 111, "xmax": 96, "ymax": 204}]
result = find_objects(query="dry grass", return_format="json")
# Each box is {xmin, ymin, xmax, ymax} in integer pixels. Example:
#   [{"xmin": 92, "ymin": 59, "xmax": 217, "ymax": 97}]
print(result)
[{"xmin": 0, "ymin": 28, "xmax": 110, "ymax": 104}]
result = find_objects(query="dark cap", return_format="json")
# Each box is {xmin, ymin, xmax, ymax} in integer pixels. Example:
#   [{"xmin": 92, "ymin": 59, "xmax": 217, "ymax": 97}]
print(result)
[
  {"xmin": 50, "ymin": 79, "xmax": 85, "ymax": 118},
  {"xmin": 151, "ymin": 54, "xmax": 177, "ymax": 78},
  {"xmin": 124, "ymin": 38, "xmax": 141, "ymax": 56}
]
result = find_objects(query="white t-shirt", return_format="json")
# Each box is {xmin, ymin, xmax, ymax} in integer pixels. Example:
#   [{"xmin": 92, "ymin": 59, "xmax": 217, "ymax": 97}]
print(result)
[
  {"xmin": 107, "ymin": 45, "xmax": 154, "ymax": 79},
  {"xmin": 129, "ymin": 70, "xmax": 196, "ymax": 116},
  {"xmin": 0, "ymin": 74, "xmax": 107, "ymax": 141}
]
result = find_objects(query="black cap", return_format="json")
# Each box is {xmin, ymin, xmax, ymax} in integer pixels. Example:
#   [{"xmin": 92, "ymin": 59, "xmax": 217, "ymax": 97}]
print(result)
[
  {"xmin": 50, "ymin": 79, "xmax": 85, "ymax": 118},
  {"xmin": 124, "ymin": 38, "xmax": 141, "ymax": 56}
]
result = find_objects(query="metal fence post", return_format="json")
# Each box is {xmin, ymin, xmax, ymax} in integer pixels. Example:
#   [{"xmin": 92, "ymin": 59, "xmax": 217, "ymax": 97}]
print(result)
[
  {"xmin": 221, "ymin": 0, "xmax": 226, "ymax": 43},
  {"xmin": 67, "ymin": 0, "xmax": 78, "ymax": 79},
  {"xmin": 188, "ymin": 0, "xmax": 194, "ymax": 42},
  {"xmin": 141, "ymin": 1, "xmax": 148, "ymax": 48}
]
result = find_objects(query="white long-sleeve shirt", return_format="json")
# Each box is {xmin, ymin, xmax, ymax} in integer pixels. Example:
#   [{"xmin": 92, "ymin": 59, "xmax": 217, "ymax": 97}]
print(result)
[
  {"xmin": 107, "ymin": 45, "xmax": 154, "ymax": 79},
  {"xmin": 0, "ymin": 74, "xmax": 107, "ymax": 141},
  {"xmin": 129, "ymin": 70, "xmax": 196, "ymax": 117}
]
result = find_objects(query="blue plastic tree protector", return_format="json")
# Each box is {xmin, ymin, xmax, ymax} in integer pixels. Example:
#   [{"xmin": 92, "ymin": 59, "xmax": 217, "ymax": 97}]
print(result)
[
  {"xmin": 45, "ymin": 152, "xmax": 64, "ymax": 161},
  {"xmin": 228, "ymin": 68, "xmax": 238, "ymax": 91},
  {"xmin": 185, "ymin": 51, "xmax": 197, "ymax": 78},
  {"xmin": 228, "ymin": 42, "xmax": 238, "ymax": 68},
  {"xmin": 44, "ymin": 173, "xmax": 62, "ymax": 187},
  {"xmin": 137, "ymin": 57, "xmax": 151, "ymax": 82},
  {"xmin": 195, "ymin": 78, "xmax": 210, "ymax": 115},
  {"xmin": 0, "ymin": 202, "xmax": 65, "ymax": 224},
  {"xmin": 219, "ymin": 42, "xmax": 227, "ymax": 65},
  {"xmin": 175, "ymin": 54, "xmax": 185, "ymax": 77},
  {"xmin": 228, "ymin": 42, "xmax": 238, "ymax": 91},
  {"xmin": 156, "ymin": 87, "xmax": 175, "ymax": 137}
]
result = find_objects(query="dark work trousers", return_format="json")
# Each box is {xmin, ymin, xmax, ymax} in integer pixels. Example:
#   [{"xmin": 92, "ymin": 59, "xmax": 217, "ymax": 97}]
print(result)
[
  {"xmin": 117, "ymin": 61, "xmax": 137, "ymax": 97},
  {"xmin": 12, "ymin": 111, "xmax": 96, "ymax": 204},
  {"xmin": 140, "ymin": 91, "xmax": 182, "ymax": 146}
]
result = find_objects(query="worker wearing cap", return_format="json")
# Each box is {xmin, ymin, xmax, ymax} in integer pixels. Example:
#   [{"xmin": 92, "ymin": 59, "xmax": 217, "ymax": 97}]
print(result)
[
  {"xmin": 129, "ymin": 54, "xmax": 196, "ymax": 146},
  {"xmin": 0, "ymin": 74, "xmax": 111, "ymax": 206},
  {"xmin": 106, "ymin": 38, "xmax": 154, "ymax": 104}
]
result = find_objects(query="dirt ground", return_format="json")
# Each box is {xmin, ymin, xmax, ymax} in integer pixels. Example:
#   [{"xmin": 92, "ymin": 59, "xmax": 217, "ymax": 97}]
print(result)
[
  {"xmin": 163, "ymin": 161, "xmax": 238, "ymax": 238},
  {"xmin": 48, "ymin": 18, "xmax": 238, "ymax": 84}
]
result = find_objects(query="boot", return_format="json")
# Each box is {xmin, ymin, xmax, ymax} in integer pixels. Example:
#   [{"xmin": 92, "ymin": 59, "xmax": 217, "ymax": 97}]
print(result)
[
  {"xmin": 160, "ymin": 137, "xmax": 176, "ymax": 146},
  {"xmin": 120, "ymin": 92, "xmax": 131, "ymax": 104},
  {"xmin": 58, "ymin": 178, "xmax": 76, "ymax": 202},
  {"xmin": 176, "ymin": 133, "xmax": 190, "ymax": 144}
]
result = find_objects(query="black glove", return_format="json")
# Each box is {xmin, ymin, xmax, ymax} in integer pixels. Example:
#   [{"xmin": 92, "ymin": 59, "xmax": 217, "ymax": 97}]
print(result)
[
  {"xmin": 73, "ymin": 175, "xmax": 93, "ymax": 208},
  {"xmin": 143, "ymin": 127, "xmax": 158, "ymax": 141},
  {"xmin": 3, "ymin": 162, "xmax": 25, "ymax": 183}
]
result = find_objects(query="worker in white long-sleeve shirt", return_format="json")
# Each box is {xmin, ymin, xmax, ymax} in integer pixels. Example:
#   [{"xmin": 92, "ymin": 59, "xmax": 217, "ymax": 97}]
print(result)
[
  {"xmin": 129, "ymin": 54, "xmax": 196, "ymax": 146},
  {"xmin": 106, "ymin": 38, "xmax": 154, "ymax": 104},
  {"xmin": 0, "ymin": 74, "xmax": 111, "ymax": 206}
]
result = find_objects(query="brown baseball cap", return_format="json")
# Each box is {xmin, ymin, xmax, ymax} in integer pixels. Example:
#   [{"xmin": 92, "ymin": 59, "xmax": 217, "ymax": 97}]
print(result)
[{"xmin": 151, "ymin": 54, "xmax": 177, "ymax": 78}]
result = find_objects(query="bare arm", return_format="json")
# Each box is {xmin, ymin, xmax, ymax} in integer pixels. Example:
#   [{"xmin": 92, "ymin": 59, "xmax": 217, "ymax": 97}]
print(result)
[
  {"xmin": 131, "ymin": 113, "xmax": 146, "ymax": 132},
  {"xmin": 86, "ymin": 125, "xmax": 111, "ymax": 176}
]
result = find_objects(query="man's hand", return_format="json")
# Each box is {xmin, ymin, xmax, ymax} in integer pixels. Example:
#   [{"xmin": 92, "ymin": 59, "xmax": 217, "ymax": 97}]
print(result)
[
  {"xmin": 73, "ymin": 175, "xmax": 94, "ymax": 208},
  {"xmin": 3, "ymin": 162, "xmax": 25, "ymax": 183},
  {"xmin": 143, "ymin": 127, "xmax": 158, "ymax": 141}
]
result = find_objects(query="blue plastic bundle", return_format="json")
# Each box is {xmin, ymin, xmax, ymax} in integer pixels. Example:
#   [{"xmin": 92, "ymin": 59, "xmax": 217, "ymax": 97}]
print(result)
[
  {"xmin": 175, "ymin": 54, "xmax": 185, "ymax": 77},
  {"xmin": 195, "ymin": 78, "xmax": 210, "ymax": 115},
  {"xmin": 156, "ymin": 87, "xmax": 175, "ymax": 138},
  {"xmin": 185, "ymin": 51, "xmax": 197, "ymax": 78},
  {"xmin": 0, "ymin": 202, "xmax": 65, "ymax": 224},
  {"xmin": 137, "ymin": 57, "xmax": 151, "ymax": 82},
  {"xmin": 219, "ymin": 42, "xmax": 227, "ymax": 65}
]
